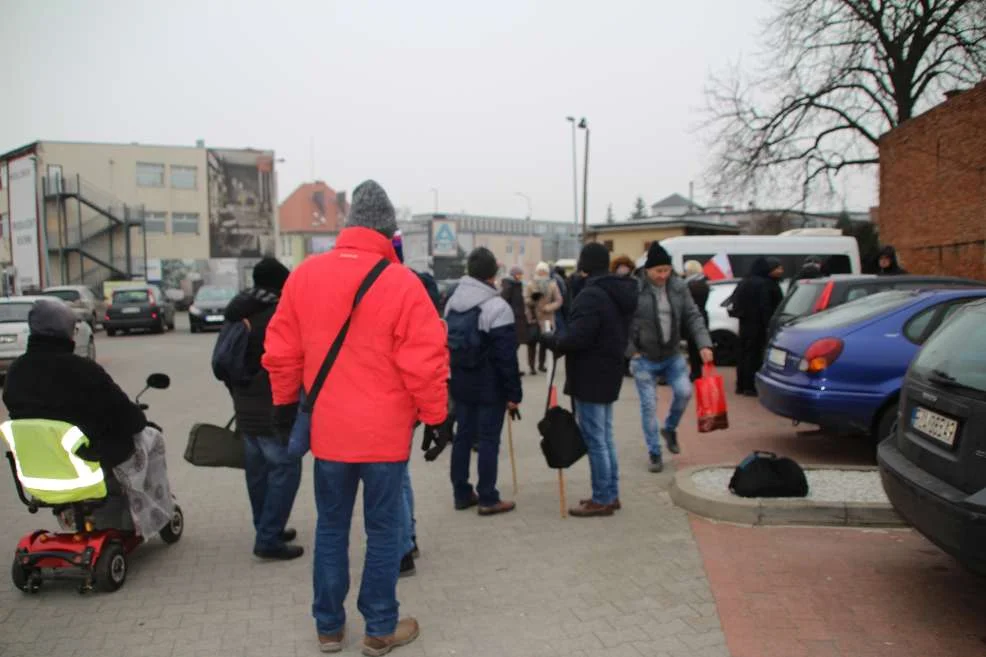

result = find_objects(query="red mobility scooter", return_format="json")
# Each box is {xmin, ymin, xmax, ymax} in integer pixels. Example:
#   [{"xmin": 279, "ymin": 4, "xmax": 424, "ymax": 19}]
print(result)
[{"xmin": 4, "ymin": 373, "xmax": 183, "ymax": 594}]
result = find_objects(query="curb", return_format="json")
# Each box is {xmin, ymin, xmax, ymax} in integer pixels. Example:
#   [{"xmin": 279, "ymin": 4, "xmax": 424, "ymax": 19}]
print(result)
[{"xmin": 670, "ymin": 463, "xmax": 906, "ymax": 527}]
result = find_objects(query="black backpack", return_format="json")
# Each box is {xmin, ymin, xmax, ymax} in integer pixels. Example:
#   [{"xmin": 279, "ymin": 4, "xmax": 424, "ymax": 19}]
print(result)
[
  {"xmin": 729, "ymin": 451, "xmax": 809, "ymax": 498},
  {"xmin": 211, "ymin": 318, "xmax": 255, "ymax": 387},
  {"xmin": 447, "ymin": 305, "xmax": 487, "ymax": 370},
  {"xmin": 536, "ymin": 359, "xmax": 586, "ymax": 469}
]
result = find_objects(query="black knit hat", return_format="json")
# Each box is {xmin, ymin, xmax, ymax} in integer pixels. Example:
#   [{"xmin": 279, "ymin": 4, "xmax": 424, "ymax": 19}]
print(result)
[
  {"xmin": 644, "ymin": 242, "xmax": 672, "ymax": 269},
  {"xmin": 467, "ymin": 247, "xmax": 499, "ymax": 281},
  {"xmin": 578, "ymin": 243, "xmax": 610, "ymax": 276},
  {"xmin": 253, "ymin": 257, "xmax": 290, "ymax": 291}
]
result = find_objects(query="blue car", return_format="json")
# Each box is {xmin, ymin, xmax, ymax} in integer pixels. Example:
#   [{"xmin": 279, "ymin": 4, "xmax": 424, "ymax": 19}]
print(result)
[{"xmin": 756, "ymin": 288, "xmax": 986, "ymax": 440}]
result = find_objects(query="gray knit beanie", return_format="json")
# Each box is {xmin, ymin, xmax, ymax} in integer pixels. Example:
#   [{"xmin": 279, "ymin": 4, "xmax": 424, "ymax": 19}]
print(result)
[
  {"xmin": 29, "ymin": 298, "xmax": 76, "ymax": 341},
  {"xmin": 346, "ymin": 180, "xmax": 398, "ymax": 238}
]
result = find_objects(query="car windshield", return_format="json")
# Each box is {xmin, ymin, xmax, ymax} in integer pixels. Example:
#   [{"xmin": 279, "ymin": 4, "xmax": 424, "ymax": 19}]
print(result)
[
  {"xmin": 776, "ymin": 282, "xmax": 822, "ymax": 318},
  {"xmin": 790, "ymin": 290, "xmax": 916, "ymax": 329},
  {"xmin": 113, "ymin": 289, "xmax": 149, "ymax": 304},
  {"xmin": 41, "ymin": 289, "xmax": 80, "ymax": 302},
  {"xmin": 195, "ymin": 287, "xmax": 236, "ymax": 303},
  {"xmin": 911, "ymin": 304, "xmax": 986, "ymax": 395},
  {"xmin": 0, "ymin": 303, "xmax": 34, "ymax": 323}
]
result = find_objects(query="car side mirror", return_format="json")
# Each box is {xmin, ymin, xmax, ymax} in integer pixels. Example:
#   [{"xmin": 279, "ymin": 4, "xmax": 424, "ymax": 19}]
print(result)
[{"xmin": 146, "ymin": 373, "xmax": 170, "ymax": 389}]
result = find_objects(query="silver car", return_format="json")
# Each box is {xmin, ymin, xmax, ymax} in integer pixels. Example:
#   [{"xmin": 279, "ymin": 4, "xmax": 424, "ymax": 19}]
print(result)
[
  {"xmin": 0, "ymin": 297, "xmax": 95, "ymax": 373},
  {"xmin": 41, "ymin": 285, "xmax": 102, "ymax": 328}
]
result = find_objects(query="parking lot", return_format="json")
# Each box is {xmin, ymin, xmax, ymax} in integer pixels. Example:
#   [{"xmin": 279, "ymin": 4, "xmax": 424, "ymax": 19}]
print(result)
[{"xmin": 0, "ymin": 313, "xmax": 984, "ymax": 657}]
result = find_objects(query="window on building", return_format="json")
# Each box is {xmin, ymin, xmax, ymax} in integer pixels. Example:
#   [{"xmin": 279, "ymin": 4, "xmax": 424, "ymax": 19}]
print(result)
[
  {"xmin": 172, "ymin": 212, "xmax": 200, "ymax": 234},
  {"xmin": 506, "ymin": 241, "xmax": 513, "ymax": 254},
  {"xmin": 519, "ymin": 241, "xmax": 526, "ymax": 255},
  {"xmin": 144, "ymin": 211, "xmax": 167, "ymax": 233},
  {"xmin": 170, "ymin": 165, "xmax": 197, "ymax": 190},
  {"xmin": 280, "ymin": 234, "xmax": 293, "ymax": 256},
  {"xmin": 136, "ymin": 163, "xmax": 165, "ymax": 187}
]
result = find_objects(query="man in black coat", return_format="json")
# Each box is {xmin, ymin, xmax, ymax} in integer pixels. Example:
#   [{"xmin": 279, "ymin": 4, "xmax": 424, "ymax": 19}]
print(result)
[
  {"xmin": 732, "ymin": 256, "xmax": 784, "ymax": 396},
  {"xmin": 540, "ymin": 243, "xmax": 637, "ymax": 517},
  {"xmin": 4, "ymin": 298, "xmax": 147, "ymax": 473},
  {"xmin": 225, "ymin": 258, "xmax": 303, "ymax": 561},
  {"xmin": 877, "ymin": 245, "xmax": 908, "ymax": 275}
]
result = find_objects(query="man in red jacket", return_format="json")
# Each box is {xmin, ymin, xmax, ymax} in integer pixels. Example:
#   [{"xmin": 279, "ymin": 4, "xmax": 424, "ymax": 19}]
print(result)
[{"xmin": 263, "ymin": 180, "xmax": 449, "ymax": 656}]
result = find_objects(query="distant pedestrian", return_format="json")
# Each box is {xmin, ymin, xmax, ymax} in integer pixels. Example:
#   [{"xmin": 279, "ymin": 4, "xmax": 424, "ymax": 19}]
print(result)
[
  {"xmin": 683, "ymin": 260, "xmax": 711, "ymax": 382},
  {"xmin": 732, "ymin": 256, "xmax": 784, "ymax": 396},
  {"xmin": 797, "ymin": 256, "xmax": 824, "ymax": 280},
  {"xmin": 501, "ymin": 266, "xmax": 533, "ymax": 375},
  {"xmin": 540, "ymin": 243, "xmax": 637, "ymax": 516},
  {"xmin": 525, "ymin": 262, "xmax": 562, "ymax": 374},
  {"xmin": 445, "ymin": 247, "xmax": 523, "ymax": 516},
  {"xmin": 628, "ymin": 243, "xmax": 713, "ymax": 472},
  {"xmin": 611, "ymin": 255, "xmax": 635, "ymax": 277},
  {"xmin": 877, "ymin": 245, "xmax": 908, "ymax": 275},
  {"xmin": 552, "ymin": 265, "xmax": 571, "ymax": 336}
]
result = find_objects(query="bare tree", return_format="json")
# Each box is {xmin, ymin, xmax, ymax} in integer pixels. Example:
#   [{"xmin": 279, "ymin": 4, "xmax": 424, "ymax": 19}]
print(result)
[{"xmin": 705, "ymin": 0, "xmax": 986, "ymax": 202}]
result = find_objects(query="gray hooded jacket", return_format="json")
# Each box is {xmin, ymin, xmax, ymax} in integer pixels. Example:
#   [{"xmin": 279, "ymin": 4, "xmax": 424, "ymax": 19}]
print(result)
[{"xmin": 629, "ymin": 274, "xmax": 712, "ymax": 361}]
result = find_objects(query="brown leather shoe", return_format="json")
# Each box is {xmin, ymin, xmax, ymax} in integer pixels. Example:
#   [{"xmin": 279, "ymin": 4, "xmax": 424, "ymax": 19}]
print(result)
[
  {"xmin": 579, "ymin": 498, "xmax": 621, "ymax": 510},
  {"xmin": 570, "ymin": 501, "xmax": 615, "ymax": 517},
  {"xmin": 362, "ymin": 618, "xmax": 420, "ymax": 656},
  {"xmin": 318, "ymin": 629, "xmax": 345, "ymax": 653},
  {"xmin": 477, "ymin": 500, "xmax": 516, "ymax": 516}
]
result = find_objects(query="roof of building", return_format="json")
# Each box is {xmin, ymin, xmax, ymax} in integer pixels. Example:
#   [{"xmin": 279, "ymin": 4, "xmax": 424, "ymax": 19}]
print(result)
[
  {"xmin": 278, "ymin": 181, "xmax": 345, "ymax": 234},
  {"xmin": 588, "ymin": 218, "xmax": 740, "ymax": 234},
  {"xmin": 651, "ymin": 193, "xmax": 702, "ymax": 210},
  {"xmin": 0, "ymin": 139, "xmax": 274, "ymax": 162}
]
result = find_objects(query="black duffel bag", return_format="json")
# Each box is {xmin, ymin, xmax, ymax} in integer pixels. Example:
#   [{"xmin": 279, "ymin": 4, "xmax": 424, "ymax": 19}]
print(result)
[
  {"xmin": 184, "ymin": 417, "xmax": 245, "ymax": 469},
  {"xmin": 537, "ymin": 359, "xmax": 586, "ymax": 469},
  {"xmin": 729, "ymin": 451, "xmax": 809, "ymax": 498}
]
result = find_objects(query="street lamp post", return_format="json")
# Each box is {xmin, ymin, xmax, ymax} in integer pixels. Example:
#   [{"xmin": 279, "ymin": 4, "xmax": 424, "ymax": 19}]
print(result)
[
  {"xmin": 515, "ymin": 192, "xmax": 532, "ymax": 220},
  {"xmin": 566, "ymin": 116, "xmax": 579, "ymax": 241},
  {"xmin": 578, "ymin": 118, "xmax": 590, "ymax": 244}
]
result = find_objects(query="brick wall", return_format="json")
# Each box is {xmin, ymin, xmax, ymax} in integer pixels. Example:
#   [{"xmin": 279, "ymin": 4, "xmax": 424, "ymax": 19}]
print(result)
[{"xmin": 878, "ymin": 81, "xmax": 986, "ymax": 279}]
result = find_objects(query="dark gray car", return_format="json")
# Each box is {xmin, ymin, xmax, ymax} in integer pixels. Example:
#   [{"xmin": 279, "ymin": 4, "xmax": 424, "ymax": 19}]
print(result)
[{"xmin": 103, "ymin": 285, "xmax": 176, "ymax": 336}]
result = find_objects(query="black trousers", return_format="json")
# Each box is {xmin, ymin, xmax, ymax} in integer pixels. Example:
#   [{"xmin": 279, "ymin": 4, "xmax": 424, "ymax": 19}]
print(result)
[
  {"xmin": 736, "ymin": 325, "xmax": 766, "ymax": 394},
  {"xmin": 527, "ymin": 341, "xmax": 547, "ymax": 371}
]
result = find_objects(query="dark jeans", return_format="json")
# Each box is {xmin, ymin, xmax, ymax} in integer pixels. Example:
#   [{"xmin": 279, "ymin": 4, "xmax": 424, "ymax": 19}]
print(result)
[
  {"xmin": 736, "ymin": 325, "xmax": 767, "ymax": 393},
  {"xmin": 312, "ymin": 459, "xmax": 406, "ymax": 638},
  {"xmin": 526, "ymin": 341, "xmax": 547, "ymax": 371},
  {"xmin": 574, "ymin": 400, "xmax": 618, "ymax": 505},
  {"xmin": 244, "ymin": 435, "xmax": 302, "ymax": 552},
  {"xmin": 451, "ymin": 401, "xmax": 506, "ymax": 507}
]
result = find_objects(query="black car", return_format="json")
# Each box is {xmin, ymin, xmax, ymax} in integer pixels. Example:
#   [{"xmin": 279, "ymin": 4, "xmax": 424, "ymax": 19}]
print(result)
[
  {"xmin": 104, "ymin": 285, "xmax": 176, "ymax": 336},
  {"xmin": 769, "ymin": 274, "xmax": 985, "ymax": 338},
  {"xmin": 878, "ymin": 299, "xmax": 986, "ymax": 574},
  {"xmin": 188, "ymin": 286, "xmax": 237, "ymax": 333}
]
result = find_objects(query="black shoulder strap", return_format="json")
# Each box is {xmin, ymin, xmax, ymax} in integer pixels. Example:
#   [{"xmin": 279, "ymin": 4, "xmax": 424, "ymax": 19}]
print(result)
[
  {"xmin": 300, "ymin": 258, "xmax": 390, "ymax": 413},
  {"xmin": 544, "ymin": 355, "xmax": 575, "ymax": 414}
]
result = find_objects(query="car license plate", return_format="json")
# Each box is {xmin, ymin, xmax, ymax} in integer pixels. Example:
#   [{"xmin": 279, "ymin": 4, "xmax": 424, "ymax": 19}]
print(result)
[
  {"xmin": 122, "ymin": 307, "xmax": 140, "ymax": 314},
  {"xmin": 768, "ymin": 347, "xmax": 787, "ymax": 368},
  {"xmin": 207, "ymin": 315, "xmax": 224, "ymax": 322},
  {"xmin": 912, "ymin": 407, "xmax": 958, "ymax": 447}
]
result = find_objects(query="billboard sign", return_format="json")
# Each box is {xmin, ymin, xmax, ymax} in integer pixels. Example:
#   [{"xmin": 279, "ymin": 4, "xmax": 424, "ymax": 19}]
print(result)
[
  {"xmin": 7, "ymin": 156, "xmax": 41, "ymax": 292},
  {"xmin": 431, "ymin": 220, "xmax": 458, "ymax": 257},
  {"xmin": 207, "ymin": 149, "xmax": 276, "ymax": 258}
]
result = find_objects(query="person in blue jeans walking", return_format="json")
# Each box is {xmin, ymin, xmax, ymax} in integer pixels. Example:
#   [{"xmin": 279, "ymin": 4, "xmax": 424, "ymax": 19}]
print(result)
[
  {"xmin": 628, "ymin": 243, "xmax": 714, "ymax": 473},
  {"xmin": 224, "ymin": 258, "xmax": 303, "ymax": 560},
  {"xmin": 445, "ymin": 247, "xmax": 523, "ymax": 516},
  {"xmin": 540, "ymin": 243, "xmax": 638, "ymax": 517}
]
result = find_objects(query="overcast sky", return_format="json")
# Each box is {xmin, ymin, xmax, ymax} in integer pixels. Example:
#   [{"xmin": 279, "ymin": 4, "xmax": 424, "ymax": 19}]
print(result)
[{"xmin": 2, "ymin": 0, "xmax": 876, "ymax": 223}]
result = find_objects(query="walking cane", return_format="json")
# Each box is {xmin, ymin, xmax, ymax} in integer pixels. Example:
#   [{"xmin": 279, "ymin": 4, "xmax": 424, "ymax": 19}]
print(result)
[
  {"xmin": 546, "ymin": 320, "xmax": 567, "ymax": 518},
  {"xmin": 506, "ymin": 409, "xmax": 518, "ymax": 495}
]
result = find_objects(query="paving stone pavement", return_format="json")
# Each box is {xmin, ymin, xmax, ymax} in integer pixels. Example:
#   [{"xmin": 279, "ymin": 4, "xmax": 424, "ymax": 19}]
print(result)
[{"xmin": 0, "ymin": 316, "xmax": 729, "ymax": 657}]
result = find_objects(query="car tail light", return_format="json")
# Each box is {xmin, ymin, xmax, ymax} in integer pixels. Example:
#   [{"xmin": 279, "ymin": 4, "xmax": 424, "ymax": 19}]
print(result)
[
  {"xmin": 812, "ymin": 282, "xmax": 834, "ymax": 313},
  {"xmin": 151, "ymin": 311, "xmax": 158, "ymax": 319},
  {"xmin": 148, "ymin": 291, "xmax": 156, "ymax": 305},
  {"xmin": 799, "ymin": 337, "xmax": 844, "ymax": 373}
]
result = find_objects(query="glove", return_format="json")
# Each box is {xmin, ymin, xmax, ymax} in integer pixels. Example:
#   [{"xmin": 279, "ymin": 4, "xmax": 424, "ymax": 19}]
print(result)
[
  {"xmin": 508, "ymin": 406, "xmax": 521, "ymax": 421},
  {"xmin": 421, "ymin": 416, "xmax": 454, "ymax": 462},
  {"xmin": 539, "ymin": 332, "xmax": 560, "ymax": 353},
  {"xmin": 272, "ymin": 402, "xmax": 299, "ymax": 444}
]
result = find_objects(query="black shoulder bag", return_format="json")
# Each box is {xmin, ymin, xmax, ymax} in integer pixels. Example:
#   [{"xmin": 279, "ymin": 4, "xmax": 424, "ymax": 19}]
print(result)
[{"xmin": 536, "ymin": 357, "xmax": 587, "ymax": 469}]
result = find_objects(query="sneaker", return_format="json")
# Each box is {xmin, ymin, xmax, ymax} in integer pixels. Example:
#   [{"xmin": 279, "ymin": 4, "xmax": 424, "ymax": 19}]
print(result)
[
  {"xmin": 539, "ymin": 365, "xmax": 548, "ymax": 373},
  {"xmin": 454, "ymin": 493, "xmax": 479, "ymax": 510},
  {"xmin": 362, "ymin": 618, "xmax": 420, "ymax": 657},
  {"xmin": 281, "ymin": 528, "xmax": 297, "ymax": 542},
  {"xmin": 254, "ymin": 544, "xmax": 304, "ymax": 561},
  {"xmin": 580, "ymin": 497, "xmax": 621, "ymax": 510},
  {"xmin": 570, "ymin": 501, "xmax": 615, "ymax": 517},
  {"xmin": 318, "ymin": 629, "xmax": 345, "ymax": 653},
  {"xmin": 661, "ymin": 428, "xmax": 680, "ymax": 455},
  {"xmin": 477, "ymin": 500, "xmax": 516, "ymax": 516},
  {"xmin": 648, "ymin": 454, "xmax": 664, "ymax": 473},
  {"xmin": 530, "ymin": 369, "xmax": 538, "ymax": 376},
  {"xmin": 399, "ymin": 552, "xmax": 416, "ymax": 578}
]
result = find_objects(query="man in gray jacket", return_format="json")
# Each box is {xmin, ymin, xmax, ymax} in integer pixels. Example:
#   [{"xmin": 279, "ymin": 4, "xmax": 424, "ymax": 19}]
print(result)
[{"xmin": 629, "ymin": 243, "xmax": 714, "ymax": 472}]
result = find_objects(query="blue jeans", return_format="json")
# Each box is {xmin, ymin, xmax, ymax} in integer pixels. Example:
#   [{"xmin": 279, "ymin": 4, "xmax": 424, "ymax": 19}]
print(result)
[
  {"xmin": 574, "ymin": 400, "xmax": 618, "ymax": 505},
  {"xmin": 243, "ymin": 435, "xmax": 302, "ymax": 552},
  {"xmin": 554, "ymin": 312, "xmax": 567, "ymax": 338},
  {"xmin": 312, "ymin": 459, "xmax": 405, "ymax": 638},
  {"xmin": 631, "ymin": 354, "xmax": 693, "ymax": 459},
  {"xmin": 451, "ymin": 401, "xmax": 506, "ymax": 507},
  {"xmin": 401, "ymin": 463, "xmax": 415, "ymax": 556}
]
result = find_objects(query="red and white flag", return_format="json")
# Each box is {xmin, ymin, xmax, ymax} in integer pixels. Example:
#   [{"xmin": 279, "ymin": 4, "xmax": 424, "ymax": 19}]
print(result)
[{"xmin": 703, "ymin": 253, "xmax": 733, "ymax": 281}]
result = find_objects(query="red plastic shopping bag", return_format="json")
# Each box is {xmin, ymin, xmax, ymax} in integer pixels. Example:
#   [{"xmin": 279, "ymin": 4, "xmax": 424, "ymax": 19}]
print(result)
[{"xmin": 695, "ymin": 363, "xmax": 729, "ymax": 433}]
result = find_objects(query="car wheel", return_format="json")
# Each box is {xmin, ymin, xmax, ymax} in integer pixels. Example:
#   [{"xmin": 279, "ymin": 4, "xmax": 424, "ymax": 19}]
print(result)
[
  {"xmin": 874, "ymin": 400, "xmax": 899, "ymax": 443},
  {"xmin": 86, "ymin": 338, "xmax": 96, "ymax": 361},
  {"xmin": 711, "ymin": 330, "xmax": 738, "ymax": 367},
  {"xmin": 190, "ymin": 324, "xmax": 199, "ymax": 334},
  {"xmin": 153, "ymin": 316, "xmax": 166, "ymax": 334},
  {"xmin": 106, "ymin": 329, "xmax": 117, "ymax": 337}
]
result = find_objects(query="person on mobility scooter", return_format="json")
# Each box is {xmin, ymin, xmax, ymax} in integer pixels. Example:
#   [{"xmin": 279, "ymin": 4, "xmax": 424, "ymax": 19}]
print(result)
[{"xmin": 2, "ymin": 299, "xmax": 182, "ymax": 593}]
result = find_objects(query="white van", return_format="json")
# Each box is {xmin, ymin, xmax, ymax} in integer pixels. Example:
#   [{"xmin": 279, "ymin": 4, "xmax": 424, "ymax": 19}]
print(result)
[{"xmin": 633, "ymin": 235, "xmax": 861, "ymax": 280}]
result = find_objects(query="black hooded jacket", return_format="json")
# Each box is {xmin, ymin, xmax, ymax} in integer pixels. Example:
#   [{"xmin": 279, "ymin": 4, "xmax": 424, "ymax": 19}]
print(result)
[
  {"xmin": 553, "ymin": 275, "xmax": 639, "ymax": 404},
  {"xmin": 3, "ymin": 335, "xmax": 147, "ymax": 470},
  {"xmin": 223, "ymin": 287, "xmax": 281, "ymax": 437},
  {"xmin": 878, "ymin": 246, "xmax": 907, "ymax": 275},
  {"xmin": 732, "ymin": 257, "xmax": 784, "ymax": 333}
]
